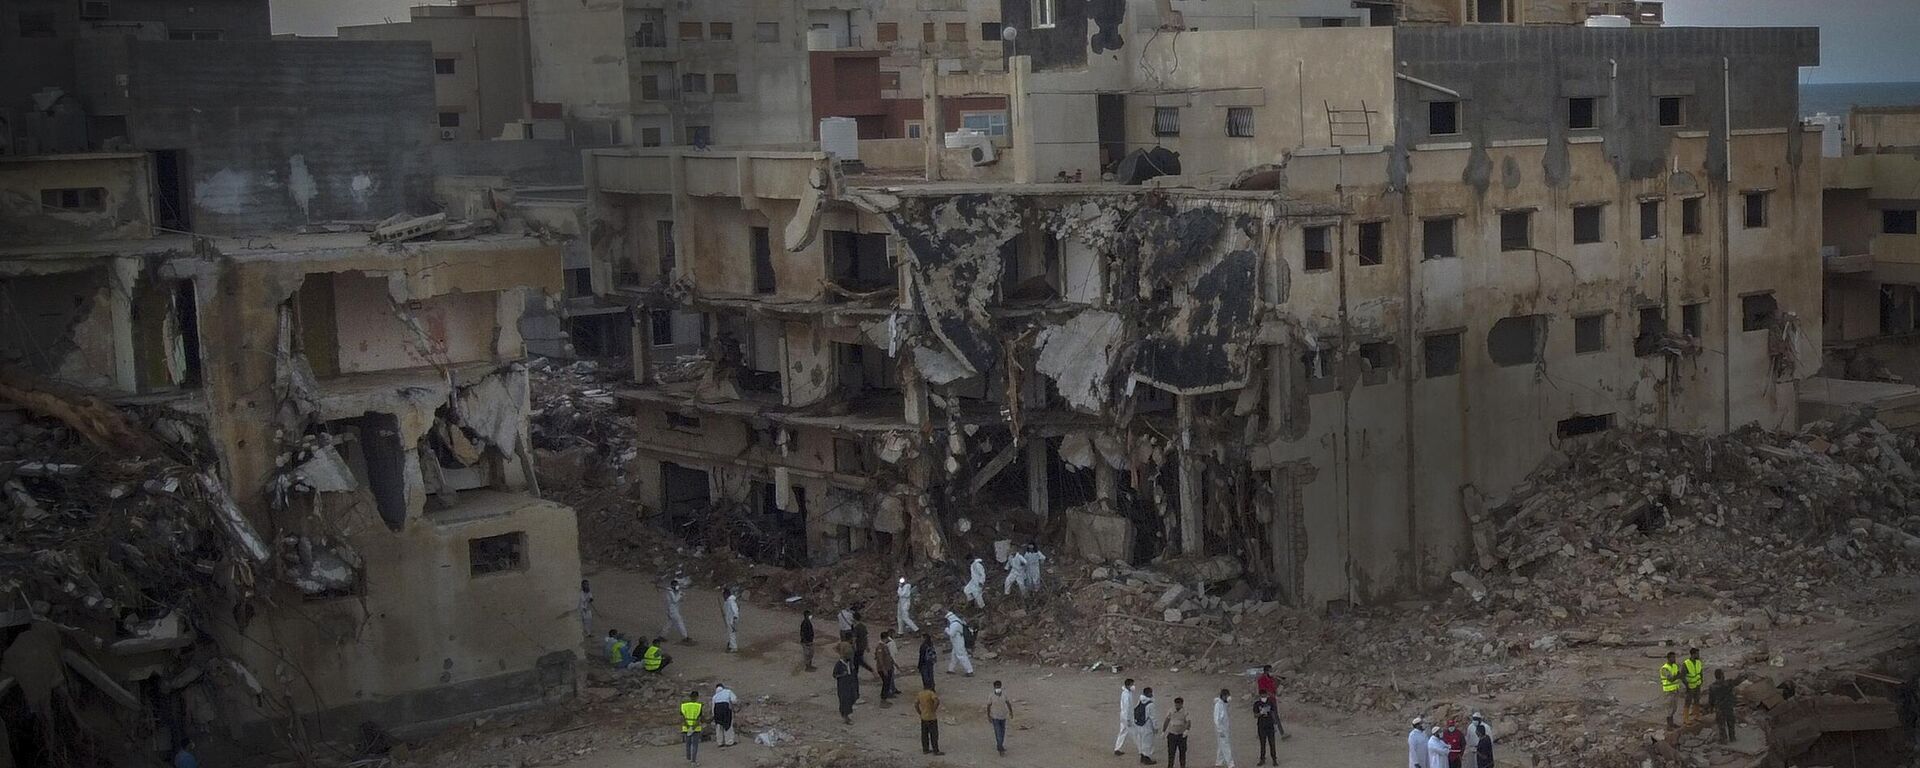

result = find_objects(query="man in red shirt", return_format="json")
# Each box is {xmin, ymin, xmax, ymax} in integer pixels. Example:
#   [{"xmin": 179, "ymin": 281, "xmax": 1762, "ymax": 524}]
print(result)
[
  {"xmin": 1440, "ymin": 719, "xmax": 1466, "ymax": 768},
  {"xmin": 1255, "ymin": 665, "xmax": 1279, "ymax": 698}
]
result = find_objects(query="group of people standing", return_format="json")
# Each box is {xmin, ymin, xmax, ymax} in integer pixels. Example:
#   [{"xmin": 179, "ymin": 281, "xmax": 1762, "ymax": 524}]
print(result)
[
  {"xmin": 1407, "ymin": 715, "xmax": 1493, "ymax": 768},
  {"xmin": 1113, "ymin": 666, "xmax": 1292, "ymax": 768}
]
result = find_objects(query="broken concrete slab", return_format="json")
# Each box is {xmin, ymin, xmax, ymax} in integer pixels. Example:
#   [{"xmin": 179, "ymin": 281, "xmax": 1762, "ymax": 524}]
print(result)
[
  {"xmin": 370, "ymin": 212, "xmax": 448, "ymax": 243},
  {"xmin": 1035, "ymin": 310, "xmax": 1124, "ymax": 412},
  {"xmin": 884, "ymin": 194, "xmax": 1021, "ymax": 376}
]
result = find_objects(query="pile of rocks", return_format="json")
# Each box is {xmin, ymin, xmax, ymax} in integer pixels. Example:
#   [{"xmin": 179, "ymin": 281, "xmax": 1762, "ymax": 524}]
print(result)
[{"xmin": 1485, "ymin": 419, "xmax": 1920, "ymax": 623}]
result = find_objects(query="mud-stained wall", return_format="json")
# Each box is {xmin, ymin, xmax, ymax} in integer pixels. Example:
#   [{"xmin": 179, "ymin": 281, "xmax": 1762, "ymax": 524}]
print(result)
[{"xmin": 0, "ymin": 153, "xmax": 153, "ymax": 246}]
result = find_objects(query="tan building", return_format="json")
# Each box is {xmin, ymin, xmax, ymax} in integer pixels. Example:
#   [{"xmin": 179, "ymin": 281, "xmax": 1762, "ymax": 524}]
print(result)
[
  {"xmin": 0, "ymin": 150, "xmax": 580, "ymax": 760},
  {"xmin": 1819, "ymin": 107, "xmax": 1920, "ymax": 393},
  {"xmin": 339, "ymin": 0, "xmax": 533, "ymax": 142}
]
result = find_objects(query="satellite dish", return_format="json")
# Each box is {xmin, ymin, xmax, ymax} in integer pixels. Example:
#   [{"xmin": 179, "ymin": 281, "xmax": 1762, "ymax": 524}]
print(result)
[{"xmin": 1000, "ymin": 26, "xmax": 1018, "ymax": 43}]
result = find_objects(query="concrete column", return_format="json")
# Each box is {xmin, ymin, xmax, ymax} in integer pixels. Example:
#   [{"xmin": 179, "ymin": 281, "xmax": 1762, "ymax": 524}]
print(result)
[
  {"xmin": 1025, "ymin": 438, "xmax": 1049, "ymax": 523},
  {"xmin": 921, "ymin": 60, "xmax": 942, "ymax": 181},
  {"xmin": 901, "ymin": 357, "xmax": 929, "ymax": 428},
  {"xmin": 630, "ymin": 308, "xmax": 651, "ymax": 384},
  {"xmin": 1009, "ymin": 55, "xmax": 1035, "ymax": 185},
  {"xmin": 1176, "ymin": 395, "xmax": 1204, "ymax": 556}
]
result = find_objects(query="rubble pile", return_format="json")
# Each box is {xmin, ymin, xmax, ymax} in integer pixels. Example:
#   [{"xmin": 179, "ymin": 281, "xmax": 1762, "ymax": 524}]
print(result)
[
  {"xmin": 1487, "ymin": 419, "xmax": 1920, "ymax": 620},
  {"xmin": 528, "ymin": 358, "xmax": 651, "ymax": 565}
]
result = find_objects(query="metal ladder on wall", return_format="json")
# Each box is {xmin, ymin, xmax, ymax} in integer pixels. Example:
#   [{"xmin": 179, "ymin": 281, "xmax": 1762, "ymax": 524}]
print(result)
[{"xmin": 1326, "ymin": 100, "xmax": 1378, "ymax": 146}]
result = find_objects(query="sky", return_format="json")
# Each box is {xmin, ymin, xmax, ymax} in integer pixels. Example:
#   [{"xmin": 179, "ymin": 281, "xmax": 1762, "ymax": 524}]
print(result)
[{"xmin": 269, "ymin": 0, "xmax": 1920, "ymax": 83}]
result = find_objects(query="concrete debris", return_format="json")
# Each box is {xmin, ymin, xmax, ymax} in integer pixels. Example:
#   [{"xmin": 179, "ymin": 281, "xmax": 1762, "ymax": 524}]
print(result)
[
  {"xmin": 884, "ymin": 194, "xmax": 1022, "ymax": 376},
  {"xmin": 1034, "ymin": 310, "xmax": 1124, "ymax": 412},
  {"xmin": 371, "ymin": 212, "xmax": 449, "ymax": 243}
]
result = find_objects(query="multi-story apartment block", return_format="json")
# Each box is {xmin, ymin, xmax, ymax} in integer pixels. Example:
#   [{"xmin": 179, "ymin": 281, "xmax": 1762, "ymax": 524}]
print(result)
[
  {"xmin": 340, "ymin": 0, "xmax": 534, "ymax": 142},
  {"xmin": 582, "ymin": 1, "xmax": 1818, "ymax": 606}
]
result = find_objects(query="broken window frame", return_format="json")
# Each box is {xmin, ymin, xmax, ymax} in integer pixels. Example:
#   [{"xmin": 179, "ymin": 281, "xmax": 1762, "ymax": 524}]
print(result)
[
  {"xmin": 1657, "ymin": 95, "xmax": 1686, "ymax": 128},
  {"xmin": 1633, "ymin": 306, "xmax": 1665, "ymax": 357},
  {"xmin": 1225, "ymin": 107, "xmax": 1255, "ymax": 138},
  {"xmin": 39, "ymin": 187, "xmax": 106, "ymax": 212},
  {"xmin": 1421, "ymin": 216, "xmax": 1458, "ymax": 261},
  {"xmin": 1356, "ymin": 340, "xmax": 1399, "ymax": 385},
  {"xmin": 1639, "ymin": 199, "xmax": 1661, "ymax": 240},
  {"xmin": 1357, "ymin": 220, "xmax": 1385, "ymax": 266},
  {"xmin": 1302, "ymin": 225, "xmax": 1332, "ymax": 272},
  {"xmin": 1741, "ymin": 291, "xmax": 1777, "ymax": 332},
  {"xmin": 751, "ymin": 226, "xmax": 776, "ymax": 294},
  {"xmin": 1555, "ymin": 412, "xmax": 1614, "ymax": 439},
  {"xmin": 1883, "ymin": 208, "xmax": 1919, "ymax": 235},
  {"xmin": 1681, "ymin": 196, "xmax": 1703, "ymax": 235},
  {"xmin": 1428, "ymin": 100, "xmax": 1461, "ymax": 137},
  {"xmin": 1572, "ymin": 203, "xmax": 1605, "ymax": 245},
  {"xmin": 1567, "ymin": 96, "xmax": 1599, "ymax": 130},
  {"xmin": 1421, "ymin": 330, "xmax": 1463, "ymax": 378},
  {"xmin": 468, "ymin": 532, "xmax": 528, "ymax": 576},
  {"xmin": 1573, "ymin": 312, "xmax": 1606, "ymax": 354},
  {"xmin": 1742, "ymin": 190, "xmax": 1770, "ymax": 229},
  {"xmin": 1152, "ymin": 107, "xmax": 1181, "ymax": 137},
  {"xmin": 1681, "ymin": 301, "xmax": 1705, "ymax": 338},
  {"xmin": 1499, "ymin": 209, "xmax": 1533, "ymax": 252},
  {"xmin": 1486, "ymin": 314, "xmax": 1546, "ymax": 367}
]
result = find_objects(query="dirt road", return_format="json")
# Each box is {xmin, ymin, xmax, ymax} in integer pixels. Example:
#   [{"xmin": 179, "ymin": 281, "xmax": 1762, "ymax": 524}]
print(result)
[{"xmin": 568, "ymin": 565, "xmax": 1408, "ymax": 768}]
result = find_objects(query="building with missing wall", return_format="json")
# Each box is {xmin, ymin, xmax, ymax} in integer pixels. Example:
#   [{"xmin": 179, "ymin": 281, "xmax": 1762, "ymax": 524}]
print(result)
[{"xmin": 582, "ymin": 5, "xmax": 1820, "ymax": 606}]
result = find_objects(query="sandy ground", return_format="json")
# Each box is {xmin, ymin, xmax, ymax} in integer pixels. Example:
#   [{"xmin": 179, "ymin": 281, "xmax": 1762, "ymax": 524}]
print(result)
[{"xmin": 567, "ymin": 565, "xmax": 1412, "ymax": 768}]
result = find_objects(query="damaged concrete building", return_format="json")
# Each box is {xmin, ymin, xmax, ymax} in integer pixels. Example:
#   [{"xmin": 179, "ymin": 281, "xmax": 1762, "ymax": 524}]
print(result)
[
  {"xmin": 584, "ymin": 5, "xmax": 1823, "ymax": 608},
  {"xmin": 0, "ymin": 31, "xmax": 582, "ymax": 767}
]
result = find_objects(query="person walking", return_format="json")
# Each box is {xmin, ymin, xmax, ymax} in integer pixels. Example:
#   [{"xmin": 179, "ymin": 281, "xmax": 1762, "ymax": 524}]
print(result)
[
  {"xmin": 851, "ymin": 614, "xmax": 873, "ymax": 678},
  {"xmin": 1424, "ymin": 725, "xmax": 1448, "ymax": 768},
  {"xmin": 917, "ymin": 632, "xmax": 938, "ymax": 690},
  {"xmin": 1212, "ymin": 689, "xmax": 1235, "ymax": 768},
  {"xmin": 663, "ymin": 572, "xmax": 692, "ymax": 644},
  {"xmin": 1252, "ymin": 694, "xmax": 1278, "ymax": 766},
  {"xmin": 1467, "ymin": 713, "xmax": 1494, "ymax": 768},
  {"xmin": 943, "ymin": 611, "xmax": 974, "ymax": 676},
  {"xmin": 1440, "ymin": 719, "xmax": 1465, "ymax": 768},
  {"xmin": 1115, "ymin": 678, "xmax": 1139, "ymax": 755},
  {"xmin": 964, "ymin": 554, "xmax": 988, "ymax": 608},
  {"xmin": 1683, "ymin": 648, "xmax": 1706, "ymax": 717},
  {"xmin": 987, "ymin": 680, "xmax": 1013, "ymax": 755},
  {"xmin": 1003, "ymin": 548, "xmax": 1028, "ymax": 596},
  {"xmin": 837, "ymin": 604, "xmax": 856, "ymax": 642},
  {"xmin": 678, "ymin": 690, "xmax": 705, "ymax": 764},
  {"xmin": 875, "ymin": 630, "xmax": 900, "ymax": 704},
  {"xmin": 1023, "ymin": 543, "xmax": 1047, "ymax": 593},
  {"xmin": 1660, "ymin": 652, "xmax": 1684, "ymax": 727},
  {"xmin": 1406, "ymin": 718, "xmax": 1427, "ymax": 768},
  {"xmin": 711, "ymin": 683, "xmax": 739, "ymax": 747},
  {"xmin": 1162, "ymin": 697, "xmax": 1192, "ymax": 768},
  {"xmin": 722, "ymin": 587, "xmax": 741, "ymax": 653},
  {"xmin": 1708, "ymin": 669, "xmax": 1743, "ymax": 743},
  {"xmin": 1134, "ymin": 687, "xmax": 1160, "ymax": 765},
  {"xmin": 896, "ymin": 577, "xmax": 920, "ymax": 635},
  {"xmin": 800, "ymin": 609, "xmax": 818, "ymax": 671},
  {"xmin": 579, "ymin": 579, "xmax": 595, "ymax": 637},
  {"xmin": 833, "ymin": 650, "xmax": 860, "ymax": 724},
  {"xmin": 916, "ymin": 682, "xmax": 945, "ymax": 755}
]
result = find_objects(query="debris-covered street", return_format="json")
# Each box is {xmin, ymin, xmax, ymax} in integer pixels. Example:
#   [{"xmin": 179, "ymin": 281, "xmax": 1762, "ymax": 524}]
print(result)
[{"xmin": 7, "ymin": 2, "xmax": 1920, "ymax": 767}]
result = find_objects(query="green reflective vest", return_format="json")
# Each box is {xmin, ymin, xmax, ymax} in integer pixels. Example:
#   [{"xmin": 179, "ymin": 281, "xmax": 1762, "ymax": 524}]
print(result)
[
  {"xmin": 608, "ymin": 639, "xmax": 627, "ymax": 665},
  {"xmin": 643, "ymin": 644, "xmax": 665, "ymax": 671},
  {"xmin": 1660, "ymin": 663, "xmax": 1682, "ymax": 692},
  {"xmin": 1683, "ymin": 658, "xmax": 1704, "ymax": 688},
  {"xmin": 680, "ymin": 701, "xmax": 704, "ymax": 733}
]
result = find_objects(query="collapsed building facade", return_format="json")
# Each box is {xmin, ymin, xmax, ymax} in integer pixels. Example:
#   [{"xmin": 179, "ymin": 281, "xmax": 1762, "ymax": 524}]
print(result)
[
  {"xmin": 585, "ymin": 10, "xmax": 1822, "ymax": 608},
  {"xmin": 0, "ymin": 31, "xmax": 581, "ymax": 767}
]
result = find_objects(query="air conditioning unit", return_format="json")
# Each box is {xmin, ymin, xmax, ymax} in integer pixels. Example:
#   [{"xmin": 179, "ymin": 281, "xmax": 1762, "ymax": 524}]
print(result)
[
  {"xmin": 966, "ymin": 137, "xmax": 998, "ymax": 166},
  {"xmin": 80, "ymin": 0, "xmax": 110, "ymax": 20},
  {"xmin": 438, "ymin": 128, "xmax": 458, "ymax": 140}
]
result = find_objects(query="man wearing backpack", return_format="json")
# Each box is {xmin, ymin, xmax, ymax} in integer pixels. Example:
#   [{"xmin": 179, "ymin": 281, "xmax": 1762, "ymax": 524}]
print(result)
[{"xmin": 1133, "ymin": 686, "xmax": 1160, "ymax": 765}]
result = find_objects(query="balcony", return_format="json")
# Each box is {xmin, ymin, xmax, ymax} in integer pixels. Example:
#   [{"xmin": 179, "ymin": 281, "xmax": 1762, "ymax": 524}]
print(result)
[{"xmin": 1870, "ymin": 234, "xmax": 1920, "ymax": 283}]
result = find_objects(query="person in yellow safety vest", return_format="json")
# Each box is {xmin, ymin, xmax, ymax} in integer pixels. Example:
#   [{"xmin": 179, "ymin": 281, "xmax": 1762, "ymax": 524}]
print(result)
[
  {"xmin": 1682, "ymin": 648, "xmax": 1706, "ymax": 716},
  {"xmin": 1660, "ymin": 651, "xmax": 1684, "ymax": 727},
  {"xmin": 608, "ymin": 632, "xmax": 631, "ymax": 669},
  {"xmin": 644, "ymin": 636, "xmax": 674, "ymax": 673},
  {"xmin": 679, "ymin": 690, "xmax": 705, "ymax": 764}
]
